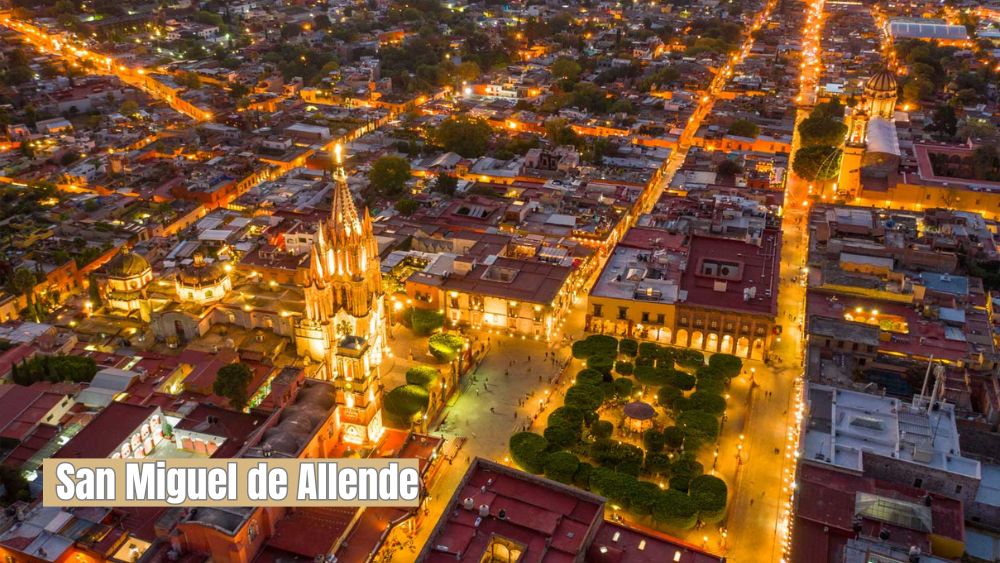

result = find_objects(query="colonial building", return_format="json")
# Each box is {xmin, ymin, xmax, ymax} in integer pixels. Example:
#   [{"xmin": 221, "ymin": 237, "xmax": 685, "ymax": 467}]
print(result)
[
  {"xmin": 96, "ymin": 247, "xmax": 154, "ymax": 318},
  {"xmin": 294, "ymin": 148, "xmax": 388, "ymax": 446},
  {"xmin": 839, "ymin": 70, "xmax": 900, "ymax": 199}
]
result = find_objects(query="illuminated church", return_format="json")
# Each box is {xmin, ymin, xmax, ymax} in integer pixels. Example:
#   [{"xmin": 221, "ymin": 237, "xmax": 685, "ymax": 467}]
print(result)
[
  {"xmin": 293, "ymin": 145, "xmax": 388, "ymax": 446},
  {"xmin": 839, "ymin": 69, "xmax": 902, "ymax": 198}
]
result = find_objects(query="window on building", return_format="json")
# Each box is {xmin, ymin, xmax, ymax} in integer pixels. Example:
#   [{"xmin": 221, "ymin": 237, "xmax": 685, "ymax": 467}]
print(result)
[
  {"xmin": 955, "ymin": 484, "xmax": 963, "ymax": 494},
  {"xmin": 913, "ymin": 478, "xmax": 923, "ymax": 488},
  {"xmin": 694, "ymin": 319, "xmax": 703, "ymax": 328},
  {"xmin": 641, "ymin": 312, "xmax": 650, "ymax": 323},
  {"xmin": 593, "ymin": 304, "xmax": 603, "ymax": 318},
  {"xmin": 679, "ymin": 316, "xmax": 689, "ymax": 326},
  {"xmin": 656, "ymin": 313, "xmax": 665, "ymax": 324},
  {"xmin": 710, "ymin": 321, "xmax": 718, "ymax": 330},
  {"xmin": 618, "ymin": 306, "xmax": 628, "ymax": 320},
  {"xmin": 450, "ymin": 296, "xmax": 459, "ymax": 308}
]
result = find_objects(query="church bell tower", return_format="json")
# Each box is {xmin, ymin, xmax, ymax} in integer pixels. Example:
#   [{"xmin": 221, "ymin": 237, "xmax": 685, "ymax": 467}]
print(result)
[{"xmin": 295, "ymin": 144, "xmax": 388, "ymax": 446}]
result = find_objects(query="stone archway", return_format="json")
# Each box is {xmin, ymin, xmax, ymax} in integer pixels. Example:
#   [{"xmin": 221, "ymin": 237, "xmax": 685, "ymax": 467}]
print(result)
[
  {"xmin": 705, "ymin": 333, "xmax": 719, "ymax": 353},
  {"xmin": 736, "ymin": 336, "xmax": 750, "ymax": 358},
  {"xmin": 691, "ymin": 331, "xmax": 704, "ymax": 350},
  {"xmin": 720, "ymin": 334, "xmax": 734, "ymax": 354},
  {"xmin": 656, "ymin": 327, "xmax": 672, "ymax": 344},
  {"xmin": 675, "ymin": 329, "xmax": 689, "ymax": 347},
  {"xmin": 751, "ymin": 338, "xmax": 765, "ymax": 360}
]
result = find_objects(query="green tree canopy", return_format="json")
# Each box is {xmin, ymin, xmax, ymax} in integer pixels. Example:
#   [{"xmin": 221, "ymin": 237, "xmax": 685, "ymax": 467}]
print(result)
[
  {"xmin": 213, "ymin": 362, "xmax": 253, "ymax": 410},
  {"xmin": 384, "ymin": 384, "xmax": 430, "ymax": 426},
  {"xmin": 431, "ymin": 116, "xmax": 492, "ymax": 157},
  {"xmin": 370, "ymin": 156, "xmax": 411, "ymax": 195},
  {"xmin": 792, "ymin": 145, "xmax": 842, "ymax": 181}
]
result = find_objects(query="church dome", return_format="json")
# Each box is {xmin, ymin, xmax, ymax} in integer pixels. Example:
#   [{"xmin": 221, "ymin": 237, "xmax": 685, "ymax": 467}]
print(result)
[
  {"xmin": 865, "ymin": 69, "xmax": 897, "ymax": 94},
  {"xmin": 106, "ymin": 249, "xmax": 150, "ymax": 278},
  {"xmin": 177, "ymin": 253, "xmax": 228, "ymax": 288}
]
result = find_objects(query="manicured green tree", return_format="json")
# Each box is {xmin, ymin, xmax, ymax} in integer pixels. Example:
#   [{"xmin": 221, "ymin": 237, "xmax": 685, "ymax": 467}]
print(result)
[
  {"xmin": 214, "ymin": 362, "xmax": 254, "ymax": 410},
  {"xmin": 678, "ymin": 410, "xmax": 720, "ymax": 441},
  {"xmin": 576, "ymin": 368, "xmax": 604, "ymax": 386},
  {"xmin": 591, "ymin": 440, "xmax": 645, "ymax": 475},
  {"xmin": 618, "ymin": 338, "xmax": 639, "ymax": 357},
  {"xmin": 689, "ymin": 474, "xmax": 729, "ymax": 523},
  {"xmin": 590, "ymin": 420, "xmax": 614, "ymax": 441},
  {"xmin": 635, "ymin": 366, "xmax": 671, "ymax": 386},
  {"xmin": 646, "ymin": 452, "xmax": 671, "ymax": 474},
  {"xmin": 638, "ymin": 342, "xmax": 660, "ymax": 360},
  {"xmin": 565, "ymin": 383, "xmax": 604, "ymax": 412},
  {"xmin": 370, "ymin": 155, "xmax": 411, "ymax": 196},
  {"xmin": 643, "ymin": 429, "xmax": 665, "ymax": 453},
  {"xmin": 657, "ymin": 386, "xmax": 683, "ymax": 411},
  {"xmin": 695, "ymin": 372, "xmax": 726, "ymax": 396},
  {"xmin": 428, "ymin": 333, "xmax": 464, "ymax": 362},
  {"xmin": 571, "ymin": 335, "xmax": 619, "ymax": 359},
  {"xmin": 627, "ymin": 481, "xmax": 662, "ymax": 517},
  {"xmin": 614, "ymin": 361, "xmax": 634, "ymax": 375},
  {"xmin": 384, "ymin": 384, "xmax": 430, "ymax": 426},
  {"xmin": 612, "ymin": 377, "xmax": 633, "ymax": 398},
  {"xmin": 662, "ymin": 426, "xmax": 686, "ymax": 450},
  {"xmin": 668, "ymin": 370, "xmax": 696, "ymax": 391},
  {"xmin": 509, "ymin": 432, "xmax": 549, "ymax": 474},
  {"xmin": 586, "ymin": 355, "xmax": 614, "ymax": 377},
  {"xmin": 653, "ymin": 489, "xmax": 698, "ymax": 530},
  {"xmin": 684, "ymin": 391, "xmax": 727, "ymax": 415},
  {"xmin": 573, "ymin": 461, "xmax": 594, "ymax": 489},
  {"xmin": 675, "ymin": 349, "xmax": 705, "ymax": 368},
  {"xmin": 408, "ymin": 307, "xmax": 444, "ymax": 336},
  {"xmin": 708, "ymin": 353, "xmax": 743, "ymax": 378},
  {"xmin": 405, "ymin": 365, "xmax": 440, "ymax": 388},
  {"xmin": 544, "ymin": 423, "xmax": 580, "ymax": 449},
  {"xmin": 543, "ymin": 451, "xmax": 580, "ymax": 484},
  {"xmin": 548, "ymin": 406, "xmax": 585, "ymax": 430}
]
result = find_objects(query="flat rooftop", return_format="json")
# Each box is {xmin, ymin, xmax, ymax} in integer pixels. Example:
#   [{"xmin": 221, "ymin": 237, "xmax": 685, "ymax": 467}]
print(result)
[{"xmin": 803, "ymin": 384, "xmax": 980, "ymax": 479}]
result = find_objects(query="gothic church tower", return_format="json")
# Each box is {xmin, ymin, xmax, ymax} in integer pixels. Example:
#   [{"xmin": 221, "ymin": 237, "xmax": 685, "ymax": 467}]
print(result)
[{"xmin": 296, "ymin": 145, "xmax": 388, "ymax": 446}]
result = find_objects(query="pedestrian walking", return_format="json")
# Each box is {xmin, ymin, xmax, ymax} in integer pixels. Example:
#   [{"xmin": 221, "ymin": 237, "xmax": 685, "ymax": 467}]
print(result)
[{"xmin": 490, "ymin": 407, "xmax": 495, "ymax": 414}]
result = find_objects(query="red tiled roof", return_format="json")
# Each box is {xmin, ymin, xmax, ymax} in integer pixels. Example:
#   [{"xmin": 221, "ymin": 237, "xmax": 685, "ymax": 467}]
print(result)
[
  {"xmin": 265, "ymin": 507, "xmax": 358, "ymax": 557},
  {"xmin": 681, "ymin": 233, "xmax": 781, "ymax": 316},
  {"xmin": 791, "ymin": 463, "xmax": 965, "ymax": 563},
  {"xmin": 0, "ymin": 383, "xmax": 69, "ymax": 440},
  {"xmin": 54, "ymin": 402, "xmax": 158, "ymax": 459}
]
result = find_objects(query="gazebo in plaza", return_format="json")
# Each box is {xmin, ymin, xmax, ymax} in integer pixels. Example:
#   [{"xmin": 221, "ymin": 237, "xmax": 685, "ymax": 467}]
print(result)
[{"xmin": 623, "ymin": 401, "xmax": 656, "ymax": 433}]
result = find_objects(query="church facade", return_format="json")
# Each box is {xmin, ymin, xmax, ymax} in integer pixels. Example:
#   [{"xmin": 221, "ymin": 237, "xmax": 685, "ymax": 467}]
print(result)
[{"xmin": 293, "ymin": 152, "xmax": 388, "ymax": 446}]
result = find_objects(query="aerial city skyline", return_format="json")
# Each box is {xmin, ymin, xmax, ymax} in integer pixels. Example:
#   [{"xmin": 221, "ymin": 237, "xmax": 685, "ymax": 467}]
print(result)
[{"xmin": 0, "ymin": 0, "xmax": 998, "ymax": 561}]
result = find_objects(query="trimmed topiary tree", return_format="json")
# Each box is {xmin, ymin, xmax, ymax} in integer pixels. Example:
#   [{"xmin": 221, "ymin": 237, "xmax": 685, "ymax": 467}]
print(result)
[
  {"xmin": 646, "ymin": 452, "xmax": 671, "ymax": 474},
  {"xmin": 642, "ymin": 429, "xmax": 665, "ymax": 454},
  {"xmin": 405, "ymin": 365, "xmax": 440, "ymax": 388},
  {"xmin": 689, "ymin": 474, "xmax": 729, "ymax": 523},
  {"xmin": 657, "ymin": 385, "xmax": 683, "ymax": 411},
  {"xmin": 591, "ymin": 440, "xmax": 645, "ymax": 475},
  {"xmin": 383, "ymin": 384, "xmax": 430, "ymax": 427},
  {"xmin": 708, "ymin": 353, "xmax": 743, "ymax": 378},
  {"xmin": 685, "ymin": 391, "xmax": 727, "ymax": 415},
  {"xmin": 678, "ymin": 410, "xmax": 720, "ymax": 441},
  {"xmin": 653, "ymin": 489, "xmax": 698, "ymax": 530},
  {"xmin": 407, "ymin": 307, "xmax": 444, "ymax": 336},
  {"xmin": 676, "ymin": 349, "xmax": 705, "ymax": 369},
  {"xmin": 509, "ymin": 432, "xmax": 549, "ymax": 474},
  {"xmin": 573, "ymin": 461, "xmax": 594, "ymax": 489},
  {"xmin": 428, "ymin": 333, "xmax": 465, "ymax": 362},
  {"xmin": 576, "ymin": 368, "xmax": 604, "ymax": 386},
  {"xmin": 544, "ymin": 423, "xmax": 580, "ymax": 449},
  {"xmin": 572, "ymin": 335, "xmax": 619, "ymax": 359},
  {"xmin": 590, "ymin": 420, "xmax": 614, "ymax": 441},
  {"xmin": 586, "ymin": 355, "xmax": 614, "ymax": 377},
  {"xmin": 618, "ymin": 338, "xmax": 639, "ymax": 357},
  {"xmin": 662, "ymin": 426, "xmax": 686, "ymax": 450},
  {"xmin": 668, "ymin": 370, "xmax": 696, "ymax": 391},
  {"xmin": 614, "ymin": 360, "xmax": 634, "ymax": 375},
  {"xmin": 543, "ymin": 451, "xmax": 580, "ymax": 484},
  {"xmin": 612, "ymin": 377, "xmax": 633, "ymax": 398},
  {"xmin": 548, "ymin": 406, "xmax": 585, "ymax": 430},
  {"xmin": 565, "ymin": 383, "xmax": 604, "ymax": 412}
]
